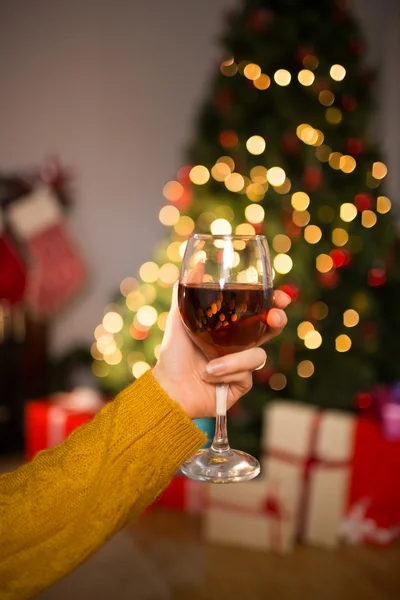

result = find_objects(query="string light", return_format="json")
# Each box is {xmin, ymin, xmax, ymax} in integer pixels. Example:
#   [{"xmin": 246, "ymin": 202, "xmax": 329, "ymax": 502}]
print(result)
[
  {"xmin": 273, "ymin": 234, "xmax": 291, "ymax": 253},
  {"xmin": 132, "ymin": 361, "xmax": 151, "ymax": 379},
  {"xmin": 254, "ymin": 74, "xmax": 271, "ymax": 89},
  {"xmin": 292, "ymin": 210, "xmax": 311, "ymax": 227},
  {"xmin": 220, "ymin": 58, "xmax": 237, "ymax": 77},
  {"xmin": 246, "ymin": 135, "xmax": 266, "ymax": 155},
  {"xmin": 332, "ymin": 228, "xmax": 349, "ymax": 246},
  {"xmin": 274, "ymin": 69, "xmax": 291, "ymax": 86},
  {"xmin": 372, "ymin": 162, "xmax": 388, "ymax": 179},
  {"xmin": 297, "ymin": 360, "xmax": 315, "ymax": 378},
  {"xmin": 120, "ymin": 277, "xmax": 137, "ymax": 297},
  {"xmin": 340, "ymin": 155, "xmax": 357, "ymax": 173},
  {"xmin": 225, "ymin": 172, "xmax": 245, "ymax": 192},
  {"xmin": 269, "ymin": 373, "xmax": 287, "ymax": 390},
  {"xmin": 159, "ymin": 205, "xmax": 180, "ymax": 226},
  {"xmin": 297, "ymin": 321, "xmax": 314, "ymax": 339},
  {"xmin": 316, "ymin": 145, "xmax": 332, "ymax": 162},
  {"xmin": 291, "ymin": 191, "xmax": 310, "ymax": 211},
  {"xmin": 340, "ymin": 203, "xmax": 357, "ymax": 222},
  {"xmin": 245, "ymin": 204, "xmax": 265, "ymax": 223},
  {"xmin": 318, "ymin": 90, "xmax": 335, "ymax": 106},
  {"xmin": 273, "ymin": 254, "xmax": 293, "ymax": 274},
  {"xmin": 163, "ymin": 180, "xmax": 184, "ymax": 202},
  {"xmin": 343, "ymin": 309, "xmax": 360, "ymax": 327},
  {"xmin": 326, "ymin": 107, "xmax": 343, "ymax": 124},
  {"xmin": 336, "ymin": 334, "xmax": 352, "ymax": 352},
  {"xmin": 211, "ymin": 162, "xmax": 231, "ymax": 181},
  {"xmin": 236, "ymin": 223, "xmax": 256, "ymax": 235},
  {"xmin": 377, "ymin": 196, "xmax": 391, "ymax": 214},
  {"xmin": 250, "ymin": 166, "xmax": 268, "ymax": 183},
  {"xmin": 267, "ymin": 167, "xmax": 286, "ymax": 186},
  {"xmin": 103, "ymin": 312, "xmax": 123, "ymax": 334},
  {"xmin": 158, "ymin": 263, "xmax": 180, "ymax": 285},
  {"xmin": 136, "ymin": 305, "xmax": 158, "ymax": 327},
  {"xmin": 189, "ymin": 165, "xmax": 210, "ymax": 185},
  {"xmin": 330, "ymin": 64, "xmax": 346, "ymax": 81},
  {"xmin": 211, "ymin": 218, "xmax": 232, "ymax": 235},
  {"xmin": 244, "ymin": 63, "xmax": 261, "ymax": 80},
  {"xmin": 304, "ymin": 330, "xmax": 322, "ymax": 349},
  {"xmin": 361, "ymin": 210, "xmax": 377, "ymax": 228},
  {"xmin": 246, "ymin": 183, "xmax": 265, "ymax": 202},
  {"xmin": 316, "ymin": 254, "xmax": 334, "ymax": 273},
  {"xmin": 298, "ymin": 69, "xmax": 315, "ymax": 86},
  {"xmin": 174, "ymin": 216, "xmax": 195, "ymax": 236},
  {"xmin": 304, "ymin": 225, "xmax": 322, "ymax": 244}
]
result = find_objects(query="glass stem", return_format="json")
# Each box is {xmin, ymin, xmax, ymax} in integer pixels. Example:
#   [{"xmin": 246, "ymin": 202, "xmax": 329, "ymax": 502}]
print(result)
[{"xmin": 211, "ymin": 383, "xmax": 230, "ymax": 454}]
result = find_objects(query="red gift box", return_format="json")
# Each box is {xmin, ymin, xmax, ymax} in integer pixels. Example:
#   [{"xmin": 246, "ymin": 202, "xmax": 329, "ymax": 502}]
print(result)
[
  {"xmin": 342, "ymin": 417, "xmax": 400, "ymax": 546},
  {"xmin": 25, "ymin": 389, "xmax": 105, "ymax": 461},
  {"xmin": 152, "ymin": 474, "xmax": 205, "ymax": 516}
]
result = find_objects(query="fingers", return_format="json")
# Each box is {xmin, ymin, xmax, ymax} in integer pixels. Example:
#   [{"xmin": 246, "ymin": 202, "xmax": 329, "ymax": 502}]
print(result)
[
  {"xmin": 274, "ymin": 289, "xmax": 291, "ymax": 309},
  {"xmin": 187, "ymin": 260, "xmax": 205, "ymax": 284},
  {"xmin": 202, "ymin": 347, "xmax": 267, "ymax": 381}
]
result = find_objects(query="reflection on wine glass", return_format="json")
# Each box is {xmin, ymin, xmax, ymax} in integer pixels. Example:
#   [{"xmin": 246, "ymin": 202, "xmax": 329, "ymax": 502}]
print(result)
[{"xmin": 178, "ymin": 234, "xmax": 274, "ymax": 483}]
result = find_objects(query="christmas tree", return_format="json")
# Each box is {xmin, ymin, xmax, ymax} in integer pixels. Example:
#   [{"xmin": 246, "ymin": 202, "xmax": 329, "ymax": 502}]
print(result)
[{"xmin": 92, "ymin": 0, "xmax": 399, "ymax": 450}]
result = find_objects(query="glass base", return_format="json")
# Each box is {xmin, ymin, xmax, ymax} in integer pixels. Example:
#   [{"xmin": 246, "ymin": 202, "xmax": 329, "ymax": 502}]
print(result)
[{"xmin": 181, "ymin": 448, "xmax": 260, "ymax": 483}]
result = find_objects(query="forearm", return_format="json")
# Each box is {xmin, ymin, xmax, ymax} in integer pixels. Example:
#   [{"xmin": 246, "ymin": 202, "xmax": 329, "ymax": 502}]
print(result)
[{"xmin": 0, "ymin": 371, "xmax": 205, "ymax": 599}]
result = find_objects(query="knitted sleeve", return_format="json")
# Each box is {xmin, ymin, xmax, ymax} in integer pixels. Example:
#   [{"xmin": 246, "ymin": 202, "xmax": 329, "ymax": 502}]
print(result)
[{"xmin": 0, "ymin": 370, "xmax": 206, "ymax": 599}]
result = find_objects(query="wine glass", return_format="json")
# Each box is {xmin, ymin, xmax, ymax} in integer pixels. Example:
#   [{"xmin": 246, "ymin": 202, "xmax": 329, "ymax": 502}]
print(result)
[{"xmin": 178, "ymin": 234, "xmax": 274, "ymax": 483}]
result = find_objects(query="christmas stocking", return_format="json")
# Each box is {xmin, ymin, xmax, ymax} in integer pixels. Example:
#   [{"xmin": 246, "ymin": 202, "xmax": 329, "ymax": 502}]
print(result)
[
  {"xmin": 0, "ymin": 213, "xmax": 26, "ymax": 305},
  {"xmin": 8, "ymin": 187, "xmax": 86, "ymax": 319}
]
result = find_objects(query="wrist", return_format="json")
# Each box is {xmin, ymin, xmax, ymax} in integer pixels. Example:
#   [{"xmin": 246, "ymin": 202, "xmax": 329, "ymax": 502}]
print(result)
[{"xmin": 152, "ymin": 364, "xmax": 190, "ymax": 418}]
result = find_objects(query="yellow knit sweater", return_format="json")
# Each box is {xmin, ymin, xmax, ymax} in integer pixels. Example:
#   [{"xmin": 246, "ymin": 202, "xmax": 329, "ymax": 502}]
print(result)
[{"xmin": 0, "ymin": 371, "xmax": 206, "ymax": 599}]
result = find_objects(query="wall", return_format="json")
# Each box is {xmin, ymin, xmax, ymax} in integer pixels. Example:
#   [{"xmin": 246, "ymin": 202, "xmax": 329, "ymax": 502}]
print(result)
[{"xmin": 0, "ymin": 0, "xmax": 398, "ymax": 356}]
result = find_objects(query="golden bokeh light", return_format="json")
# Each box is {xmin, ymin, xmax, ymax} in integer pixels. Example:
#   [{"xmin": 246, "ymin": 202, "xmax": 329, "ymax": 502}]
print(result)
[
  {"xmin": 298, "ymin": 69, "xmax": 315, "ymax": 86},
  {"xmin": 217, "ymin": 156, "xmax": 235, "ymax": 171},
  {"xmin": 332, "ymin": 228, "xmax": 349, "ymax": 247},
  {"xmin": 315, "ymin": 145, "xmax": 332, "ymax": 162},
  {"xmin": 377, "ymin": 196, "xmax": 391, "ymax": 214},
  {"xmin": 157, "ymin": 312, "xmax": 169, "ymax": 331},
  {"xmin": 154, "ymin": 344, "xmax": 162, "ymax": 360},
  {"xmin": 269, "ymin": 373, "xmax": 287, "ymax": 391},
  {"xmin": 316, "ymin": 254, "xmax": 334, "ymax": 273},
  {"xmin": 139, "ymin": 262, "xmax": 159, "ymax": 283},
  {"xmin": 292, "ymin": 210, "xmax": 311, "ymax": 227},
  {"xmin": 159, "ymin": 205, "xmax": 180, "ymax": 226},
  {"xmin": 246, "ymin": 135, "xmax": 266, "ymax": 155},
  {"xmin": 311, "ymin": 302, "xmax": 329, "ymax": 320},
  {"xmin": 174, "ymin": 216, "xmax": 195, "ymax": 236},
  {"xmin": 340, "ymin": 155, "xmax": 357, "ymax": 173},
  {"xmin": 132, "ymin": 361, "xmax": 151, "ymax": 379},
  {"xmin": 140, "ymin": 283, "xmax": 157, "ymax": 303},
  {"xmin": 90, "ymin": 343, "xmax": 103, "ymax": 361},
  {"xmin": 304, "ymin": 225, "xmax": 322, "ymax": 244},
  {"xmin": 244, "ymin": 63, "xmax": 261, "ymax": 80},
  {"xmin": 235, "ymin": 223, "xmax": 256, "ymax": 236},
  {"xmin": 329, "ymin": 152, "xmax": 342, "ymax": 169},
  {"xmin": 136, "ymin": 305, "xmax": 158, "ymax": 327},
  {"xmin": 126, "ymin": 290, "xmax": 146, "ymax": 311},
  {"xmin": 372, "ymin": 162, "xmax": 388, "ymax": 179},
  {"xmin": 254, "ymin": 74, "xmax": 271, "ymax": 90},
  {"xmin": 211, "ymin": 162, "xmax": 231, "ymax": 181},
  {"xmin": 103, "ymin": 311, "xmax": 123, "ymax": 334},
  {"xmin": 361, "ymin": 210, "xmax": 377, "ymax": 228},
  {"xmin": 250, "ymin": 166, "xmax": 268, "ymax": 183},
  {"xmin": 273, "ymin": 253, "xmax": 293, "ymax": 274},
  {"xmin": 211, "ymin": 218, "xmax": 232, "ymax": 235},
  {"xmin": 318, "ymin": 90, "xmax": 335, "ymax": 106},
  {"xmin": 330, "ymin": 64, "xmax": 346, "ymax": 81},
  {"xmin": 304, "ymin": 330, "xmax": 322, "ymax": 349},
  {"xmin": 120, "ymin": 277, "xmax": 137, "ymax": 297},
  {"xmin": 246, "ymin": 182, "xmax": 265, "ymax": 202},
  {"xmin": 158, "ymin": 263, "xmax": 180, "ymax": 285},
  {"xmin": 267, "ymin": 166, "xmax": 286, "ymax": 186},
  {"xmin": 96, "ymin": 333, "xmax": 115, "ymax": 354},
  {"xmin": 92, "ymin": 361, "xmax": 110, "ymax": 378},
  {"xmin": 291, "ymin": 191, "xmax": 310, "ymax": 211},
  {"xmin": 299, "ymin": 126, "xmax": 318, "ymax": 145},
  {"xmin": 179, "ymin": 240, "xmax": 188, "ymax": 258},
  {"xmin": 166, "ymin": 241, "xmax": 183, "ymax": 262},
  {"xmin": 340, "ymin": 203, "xmax": 357, "ymax": 222},
  {"xmin": 297, "ymin": 321, "xmax": 314, "ymax": 340},
  {"xmin": 326, "ymin": 107, "xmax": 343, "ymax": 125},
  {"xmin": 335, "ymin": 334, "xmax": 352, "ymax": 352},
  {"xmin": 162, "ymin": 180, "xmax": 184, "ymax": 202},
  {"xmin": 273, "ymin": 234, "xmax": 291, "ymax": 253},
  {"xmin": 225, "ymin": 172, "xmax": 245, "ymax": 192},
  {"xmin": 189, "ymin": 165, "xmax": 210, "ymax": 185},
  {"xmin": 343, "ymin": 309, "xmax": 360, "ymax": 328},
  {"xmin": 104, "ymin": 349, "xmax": 123, "ymax": 366},
  {"xmin": 245, "ymin": 204, "xmax": 265, "ymax": 223},
  {"xmin": 297, "ymin": 360, "xmax": 315, "ymax": 378},
  {"xmin": 220, "ymin": 58, "xmax": 237, "ymax": 77},
  {"xmin": 238, "ymin": 60, "xmax": 250, "ymax": 75},
  {"xmin": 274, "ymin": 69, "xmax": 291, "ymax": 86},
  {"xmin": 312, "ymin": 130, "xmax": 325, "ymax": 147},
  {"xmin": 274, "ymin": 178, "xmax": 292, "ymax": 194}
]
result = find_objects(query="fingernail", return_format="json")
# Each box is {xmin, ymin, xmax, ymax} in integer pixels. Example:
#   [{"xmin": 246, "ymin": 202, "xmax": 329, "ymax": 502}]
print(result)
[
  {"xmin": 271, "ymin": 311, "xmax": 283, "ymax": 326},
  {"xmin": 206, "ymin": 360, "xmax": 224, "ymax": 375}
]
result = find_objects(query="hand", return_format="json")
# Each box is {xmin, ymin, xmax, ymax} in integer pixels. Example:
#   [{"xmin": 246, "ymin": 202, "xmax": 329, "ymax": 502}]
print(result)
[{"xmin": 152, "ymin": 286, "xmax": 291, "ymax": 419}]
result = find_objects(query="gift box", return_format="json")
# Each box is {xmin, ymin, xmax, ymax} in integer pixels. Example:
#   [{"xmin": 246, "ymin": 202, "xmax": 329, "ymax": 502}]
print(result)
[
  {"xmin": 262, "ymin": 401, "xmax": 355, "ymax": 549},
  {"xmin": 341, "ymin": 417, "xmax": 400, "ymax": 546},
  {"xmin": 152, "ymin": 474, "xmax": 206, "ymax": 516},
  {"xmin": 25, "ymin": 387, "xmax": 105, "ymax": 461},
  {"xmin": 203, "ymin": 477, "xmax": 296, "ymax": 553}
]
